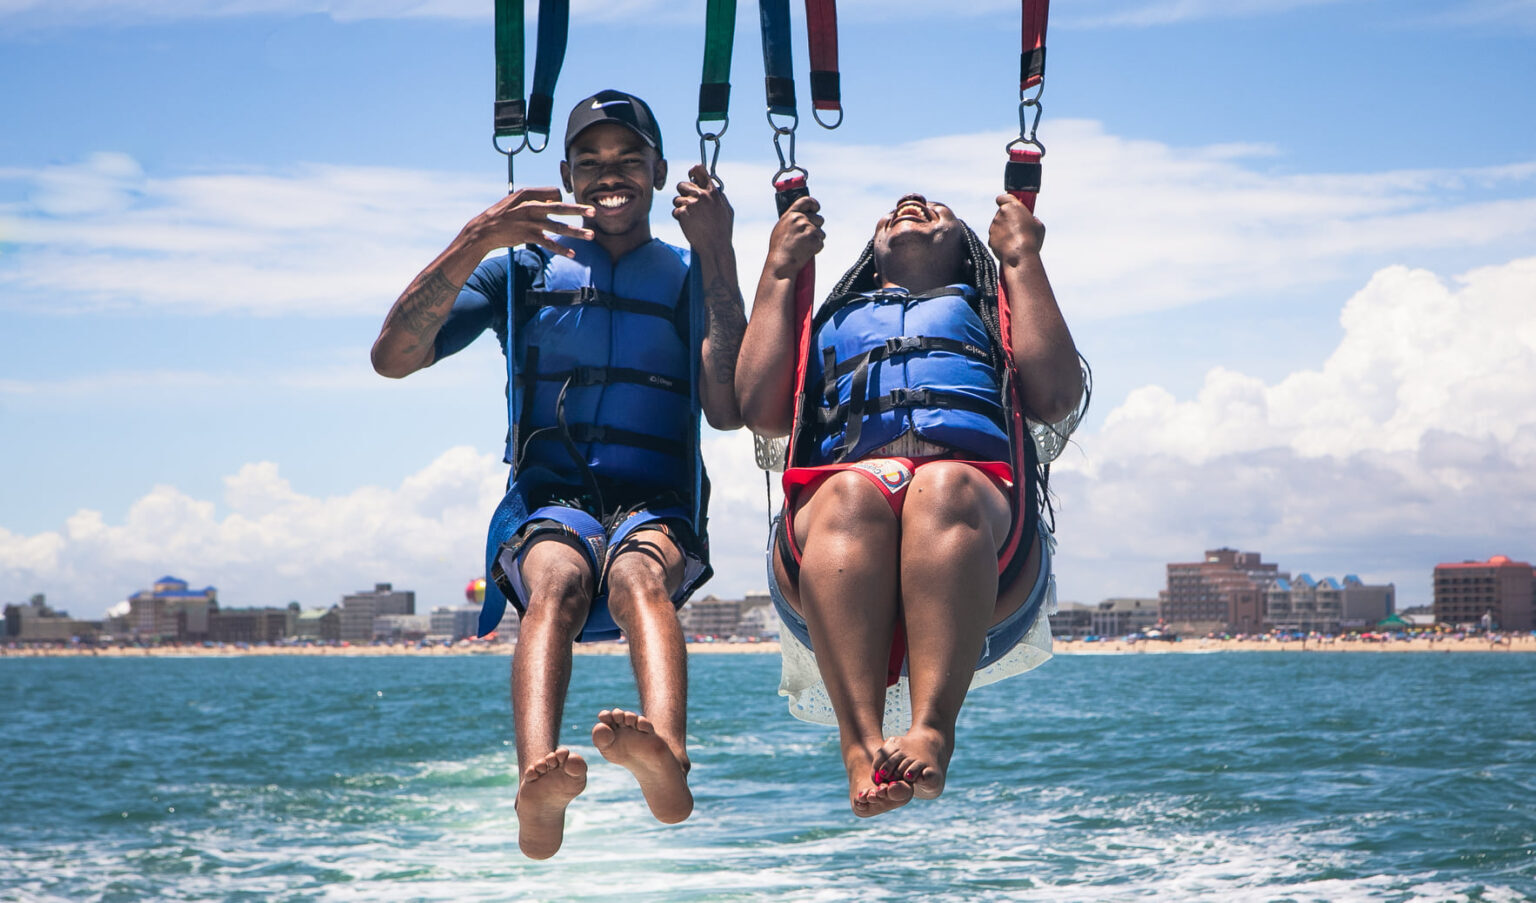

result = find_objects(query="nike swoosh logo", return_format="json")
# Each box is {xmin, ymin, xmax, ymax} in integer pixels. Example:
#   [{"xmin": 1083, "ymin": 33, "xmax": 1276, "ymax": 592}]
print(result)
[{"xmin": 591, "ymin": 100, "xmax": 628, "ymax": 110}]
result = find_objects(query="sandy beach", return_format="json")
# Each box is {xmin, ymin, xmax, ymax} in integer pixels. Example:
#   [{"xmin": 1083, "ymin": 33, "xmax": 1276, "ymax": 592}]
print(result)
[{"xmin": 5, "ymin": 635, "xmax": 1533, "ymax": 657}]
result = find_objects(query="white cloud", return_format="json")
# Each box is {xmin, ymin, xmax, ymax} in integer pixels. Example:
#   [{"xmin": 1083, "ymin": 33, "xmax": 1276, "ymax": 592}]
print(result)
[
  {"xmin": 0, "ymin": 446, "xmax": 508, "ymax": 617},
  {"xmin": 7, "ymin": 133, "xmax": 1535, "ymax": 321},
  {"xmin": 1051, "ymin": 254, "xmax": 1536, "ymax": 607},
  {"xmin": 5, "ymin": 257, "xmax": 1533, "ymax": 617}
]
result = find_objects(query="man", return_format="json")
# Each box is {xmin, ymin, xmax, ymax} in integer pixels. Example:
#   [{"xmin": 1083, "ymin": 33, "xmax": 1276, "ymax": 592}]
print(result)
[
  {"xmin": 736, "ymin": 191, "xmax": 1084, "ymax": 816},
  {"xmin": 372, "ymin": 90, "xmax": 745, "ymax": 858}
]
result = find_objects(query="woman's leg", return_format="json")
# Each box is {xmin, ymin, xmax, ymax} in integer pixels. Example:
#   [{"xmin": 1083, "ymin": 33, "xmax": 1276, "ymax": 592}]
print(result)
[
  {"xmin": 877, "ymin": 462, "xmax": 1012, "ymax": 799},
  {"xmin": 788, "ymin": 470, "xmax": 911, "ymax": 816}
]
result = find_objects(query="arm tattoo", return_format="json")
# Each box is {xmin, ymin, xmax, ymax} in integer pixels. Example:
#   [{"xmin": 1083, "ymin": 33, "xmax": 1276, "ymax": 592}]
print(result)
[
  {"xmin": 702, "ymin": 274, "xmax": 747, "ymax": 385},
  {"xmin": 390, "ymin": 269, "xmax": 458, "ymax": 343}
]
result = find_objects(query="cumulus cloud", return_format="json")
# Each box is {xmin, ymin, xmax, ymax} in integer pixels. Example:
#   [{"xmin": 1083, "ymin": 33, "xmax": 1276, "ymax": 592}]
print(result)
[
  {"xmin": 0, "ymin": 446, "xmax": 508, "ymax": 617},
  {"xmin": 7, "ymin": 256, "xmax": 1532, "ymax": 618},
  {"xmin": 6, "ymin": 133, "xmax": 1535, "ymax": 321},
  {"xmin": 0, "ymin": 435, "xmax": 774, "ymax": 620},
  {"xmin": 1051, "ymin": 254, "xmax": 1536, "ymax": 607}
]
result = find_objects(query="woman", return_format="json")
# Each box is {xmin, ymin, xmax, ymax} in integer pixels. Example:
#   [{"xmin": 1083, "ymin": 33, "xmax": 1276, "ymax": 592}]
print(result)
[{"xmin": 736, "ymin": 190, "xmax": 1086, "ymax": 816}]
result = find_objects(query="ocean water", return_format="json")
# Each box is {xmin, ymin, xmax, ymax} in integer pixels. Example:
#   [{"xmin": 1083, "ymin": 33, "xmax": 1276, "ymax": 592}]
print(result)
[{"xmin": 2, "ymin": 651, "xmax": 1533, "ymax": 902}]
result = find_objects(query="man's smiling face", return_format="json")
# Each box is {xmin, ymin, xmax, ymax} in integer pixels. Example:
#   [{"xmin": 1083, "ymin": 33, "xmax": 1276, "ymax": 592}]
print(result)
[{"xmin": 561, "ymin": 123, "xmax": 665, "ymax": 239}]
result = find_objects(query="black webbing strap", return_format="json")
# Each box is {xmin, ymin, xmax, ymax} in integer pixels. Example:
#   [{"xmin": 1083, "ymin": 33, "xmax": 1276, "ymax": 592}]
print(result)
[
  {"xmin": 828, "ymin": 386, "xmax": 1006, "ymax": 462},
  {"xmin": 532, "ymin": 366, "xmax": 689, "ymax": 396},
  {"xmin": 818, "ymin": 335, "xmax": 992, "ymax": 387},
  {"xmin": 557, "ymin": 424, "xmax": 687, "ymax": 457},
  {"xmin": 525, "ymin": 287, "xmax": 675, "ymax": 321}
]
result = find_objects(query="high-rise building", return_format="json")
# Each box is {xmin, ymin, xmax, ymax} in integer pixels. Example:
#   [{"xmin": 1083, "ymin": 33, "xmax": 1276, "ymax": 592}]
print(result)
[
  {"xmin": 1433, "ymin": 555, "xmax": 1535, "ymax": 631},
  {"xmin": 340, "ymin": 583, "xmax": 415, "ymax": 643},
  {"xmin": 1162, "ymin": 548, "xmax": 1281, "ymax": 636},
  {"xmin": 127, "ymin": 576, "xmax": 218, "ymax": 641}
]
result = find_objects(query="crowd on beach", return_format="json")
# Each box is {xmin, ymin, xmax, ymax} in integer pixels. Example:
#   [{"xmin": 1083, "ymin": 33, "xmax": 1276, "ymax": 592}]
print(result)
[{"xmin": 7, "ymin": 631, "xmax": 1534, "ymax": 657}]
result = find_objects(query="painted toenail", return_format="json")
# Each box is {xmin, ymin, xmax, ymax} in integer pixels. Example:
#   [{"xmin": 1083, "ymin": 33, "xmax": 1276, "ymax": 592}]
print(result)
[{"xmin": 904, "ymin": 772, "xmax": 913, "ymax": 780}]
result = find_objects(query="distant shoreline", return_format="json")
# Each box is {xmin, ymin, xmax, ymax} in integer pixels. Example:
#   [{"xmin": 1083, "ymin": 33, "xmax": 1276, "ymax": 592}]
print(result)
[{"xmin": 4, "ymin": 635, "xmax": 1533, "ymax": 658}]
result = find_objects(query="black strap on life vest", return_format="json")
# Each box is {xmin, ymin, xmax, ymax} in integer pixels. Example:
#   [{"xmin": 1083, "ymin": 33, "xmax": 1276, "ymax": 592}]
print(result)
[
  {"xmin": 525, "ymin": 287, "xmax": 676, "ymax": 322},
  {"xmin": 555, "ymin": 423, "xmax": 685, "ymax": 457},
  {"xmin": 826, "ymin": 386, "xmax": 1006, "ymax": 463},
  {"xmin": 532, "ymin": 366, "xmax": 689, "ymax": 396},
  {"xmin": 815, "ymin": 335, "xmax": 992, "ymax": 396}
]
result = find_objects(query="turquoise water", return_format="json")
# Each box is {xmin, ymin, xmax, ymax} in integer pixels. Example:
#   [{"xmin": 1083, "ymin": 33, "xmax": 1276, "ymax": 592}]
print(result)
[{"xmin": 2, "ymin": 651, "xmax": 1533, "ymax": 902}]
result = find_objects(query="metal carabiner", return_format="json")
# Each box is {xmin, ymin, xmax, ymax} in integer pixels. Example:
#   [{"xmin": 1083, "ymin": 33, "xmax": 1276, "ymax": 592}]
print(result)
[
  {"xmin": 494, "ymin": 133, "xmax": 529, "ymax": 193},
  {"xmin": 696, "ymin": 116, "xmax": 729, "ymax": 189},
  {"xmin": 1017, "ymin": 98, "xmax": 1045, "ymax": 146},
  {"xmin": 698, "ymin": 133, "xmax": 725, "ymax": 189}
]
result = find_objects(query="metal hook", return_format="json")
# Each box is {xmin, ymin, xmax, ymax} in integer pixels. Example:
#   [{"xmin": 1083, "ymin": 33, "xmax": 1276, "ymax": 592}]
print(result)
[
  {"xmin": 698, "ymin": 133, "xmax": 725, "ymax": 189},
  {"xmin": 771, "ymin": 126, "xmax": 798, "ymax": 176},
  {"xmin": 1017, "ymin": 99, "xmax": 1045, "ymax": 145},
  {"xmin": 494, "ymin": 134, "xmax": 528, "ymax": 194},
  {"xmin": 525, "ymin": 131, "xmax": 551, "ymax": 154}
]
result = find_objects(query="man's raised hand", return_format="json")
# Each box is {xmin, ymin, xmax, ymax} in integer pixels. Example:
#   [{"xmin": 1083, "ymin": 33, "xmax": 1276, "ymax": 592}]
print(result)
[
  {"xmin": 672, "ymin": 164, "xmax": 735, "ymax": 252},
  {"xmin": 472, "ymin": 187, "xmax": 594, "ymax": 258}
]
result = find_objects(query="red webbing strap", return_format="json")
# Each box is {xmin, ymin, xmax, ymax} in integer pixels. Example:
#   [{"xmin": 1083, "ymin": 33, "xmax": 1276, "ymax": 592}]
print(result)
[
  {"xmin": 1005, "ymin": 148, "xmax": 1043, "ymax": 212},
  {"xmin": 773, "ymin": 174, "xmax": 817, "ymax": 476},
  {"xmin": 805, "ymin": 0, "xmax": 840, "ymax": 115},
  {"xmin": 1008, "ymin": 0, "xmax": 1049, "ymax": 210},
  {"xmin": 1021, "ymin": 0, "xmax": 1048, "ymax": 90},
  {"xmin": 994, "ymin": 277, "xmax": 1031, "ymax": 577}
]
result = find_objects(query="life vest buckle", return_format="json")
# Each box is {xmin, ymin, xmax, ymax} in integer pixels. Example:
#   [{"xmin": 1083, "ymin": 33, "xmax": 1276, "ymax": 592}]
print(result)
[
  {"xmin": 884, "ymin": 335, "xmax": 924, "ymax": 356},
  {"xmin": 887, "ymin": 387, "xmax": 931, "ymax": 408},
  {"xmin": 571, "ymin": 366, "xmax": 608, "ymax": 386}
]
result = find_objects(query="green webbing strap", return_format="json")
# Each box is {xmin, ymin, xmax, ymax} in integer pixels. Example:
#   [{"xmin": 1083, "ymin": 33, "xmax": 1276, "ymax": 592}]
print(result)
[
  {"xmin": 527, "ymin": 0, "xmax": 570, "ymax": 151},
  {"xmin": 699, "ymin": 0, "xmax": 737, "ymax": 125},
  {"xmin": 493, "ymin": 0, "xmax": 526, "ymax": 145}
]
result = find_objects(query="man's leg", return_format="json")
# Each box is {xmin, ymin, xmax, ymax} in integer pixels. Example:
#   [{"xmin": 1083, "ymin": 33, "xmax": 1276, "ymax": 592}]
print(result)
[
  {"xmin": 594, "ymin": 527, "xmax": 693, "ymax": 824},
  {"xmin": 512, "ymin": 535, "xmax": 596, "ymax": 860},
  {"xmin": 790, "ymin": 471, "xmax": 911, "ymax": 816},
  {"xmin": 875, "ymin": 462, "xmax": 1011, "ymax": 799}
]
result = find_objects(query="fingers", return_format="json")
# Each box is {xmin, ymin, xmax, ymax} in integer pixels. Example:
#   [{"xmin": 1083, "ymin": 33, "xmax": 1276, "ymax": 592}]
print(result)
[
  {"xmin": 511, "ymin": 186, "xmax": 563, "ymax": 205},
  {"xmin": 786, "ymin": 196, "xmax": 820, "ymax": 217},
  {"xmin": 688, "ymin": 163, "xmax": 712, "ymax": 188},
  {"xmin": 524, "ymin": 201, "xmax": 595, "ymax": 219},
  {"xmin": 526, "ymin": 233, "xmax": 580, "ymax": 258}
]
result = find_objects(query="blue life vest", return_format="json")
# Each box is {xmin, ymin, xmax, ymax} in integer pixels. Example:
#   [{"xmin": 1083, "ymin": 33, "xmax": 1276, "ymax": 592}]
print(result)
[
  {"xmin": 508, "ymin": 238, "xmax": 695, "ymax": 493},
  {"xmin": 802, "ymin": 285, "xmax": 1010, "ymax": 463}
]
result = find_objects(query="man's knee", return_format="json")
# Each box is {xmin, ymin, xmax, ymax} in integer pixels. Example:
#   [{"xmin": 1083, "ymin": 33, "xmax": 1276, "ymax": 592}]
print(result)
[
  {"xmin": 606, "ymin": 534, "xmax": 683, "ymax": 628},
  {"xmin": 519, "ymin": 537, "xmax": 595, "ymax": 633}
]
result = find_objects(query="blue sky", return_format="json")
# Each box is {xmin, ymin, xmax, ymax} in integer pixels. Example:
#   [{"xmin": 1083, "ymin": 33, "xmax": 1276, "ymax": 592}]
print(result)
[{"xmin": 3, "ymin": 0, "xmax": 1534, "ymax": 618}]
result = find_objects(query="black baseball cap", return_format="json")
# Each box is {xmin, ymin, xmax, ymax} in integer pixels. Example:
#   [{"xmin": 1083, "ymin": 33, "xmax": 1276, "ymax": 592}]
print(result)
[{"xmin": 564, "ymin": 89, "xmax": 664, "ymax": 158}]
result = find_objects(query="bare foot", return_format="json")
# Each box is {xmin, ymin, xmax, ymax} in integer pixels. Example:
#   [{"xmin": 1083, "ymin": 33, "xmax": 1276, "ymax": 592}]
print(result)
[
  {"xmin": 846, "ymin": 747, "xmax": 912, "ymax": 817},
  {"xmin": 873, "ymin": 725, "xmax": 951, "ymax": 799},
  {"xmin": 516, "ymin": 748, "xmax": 587, "ymax": 860},
  {"xmin": 591, "ymin": 709, "xmax": 693, "ymax": 824}
]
